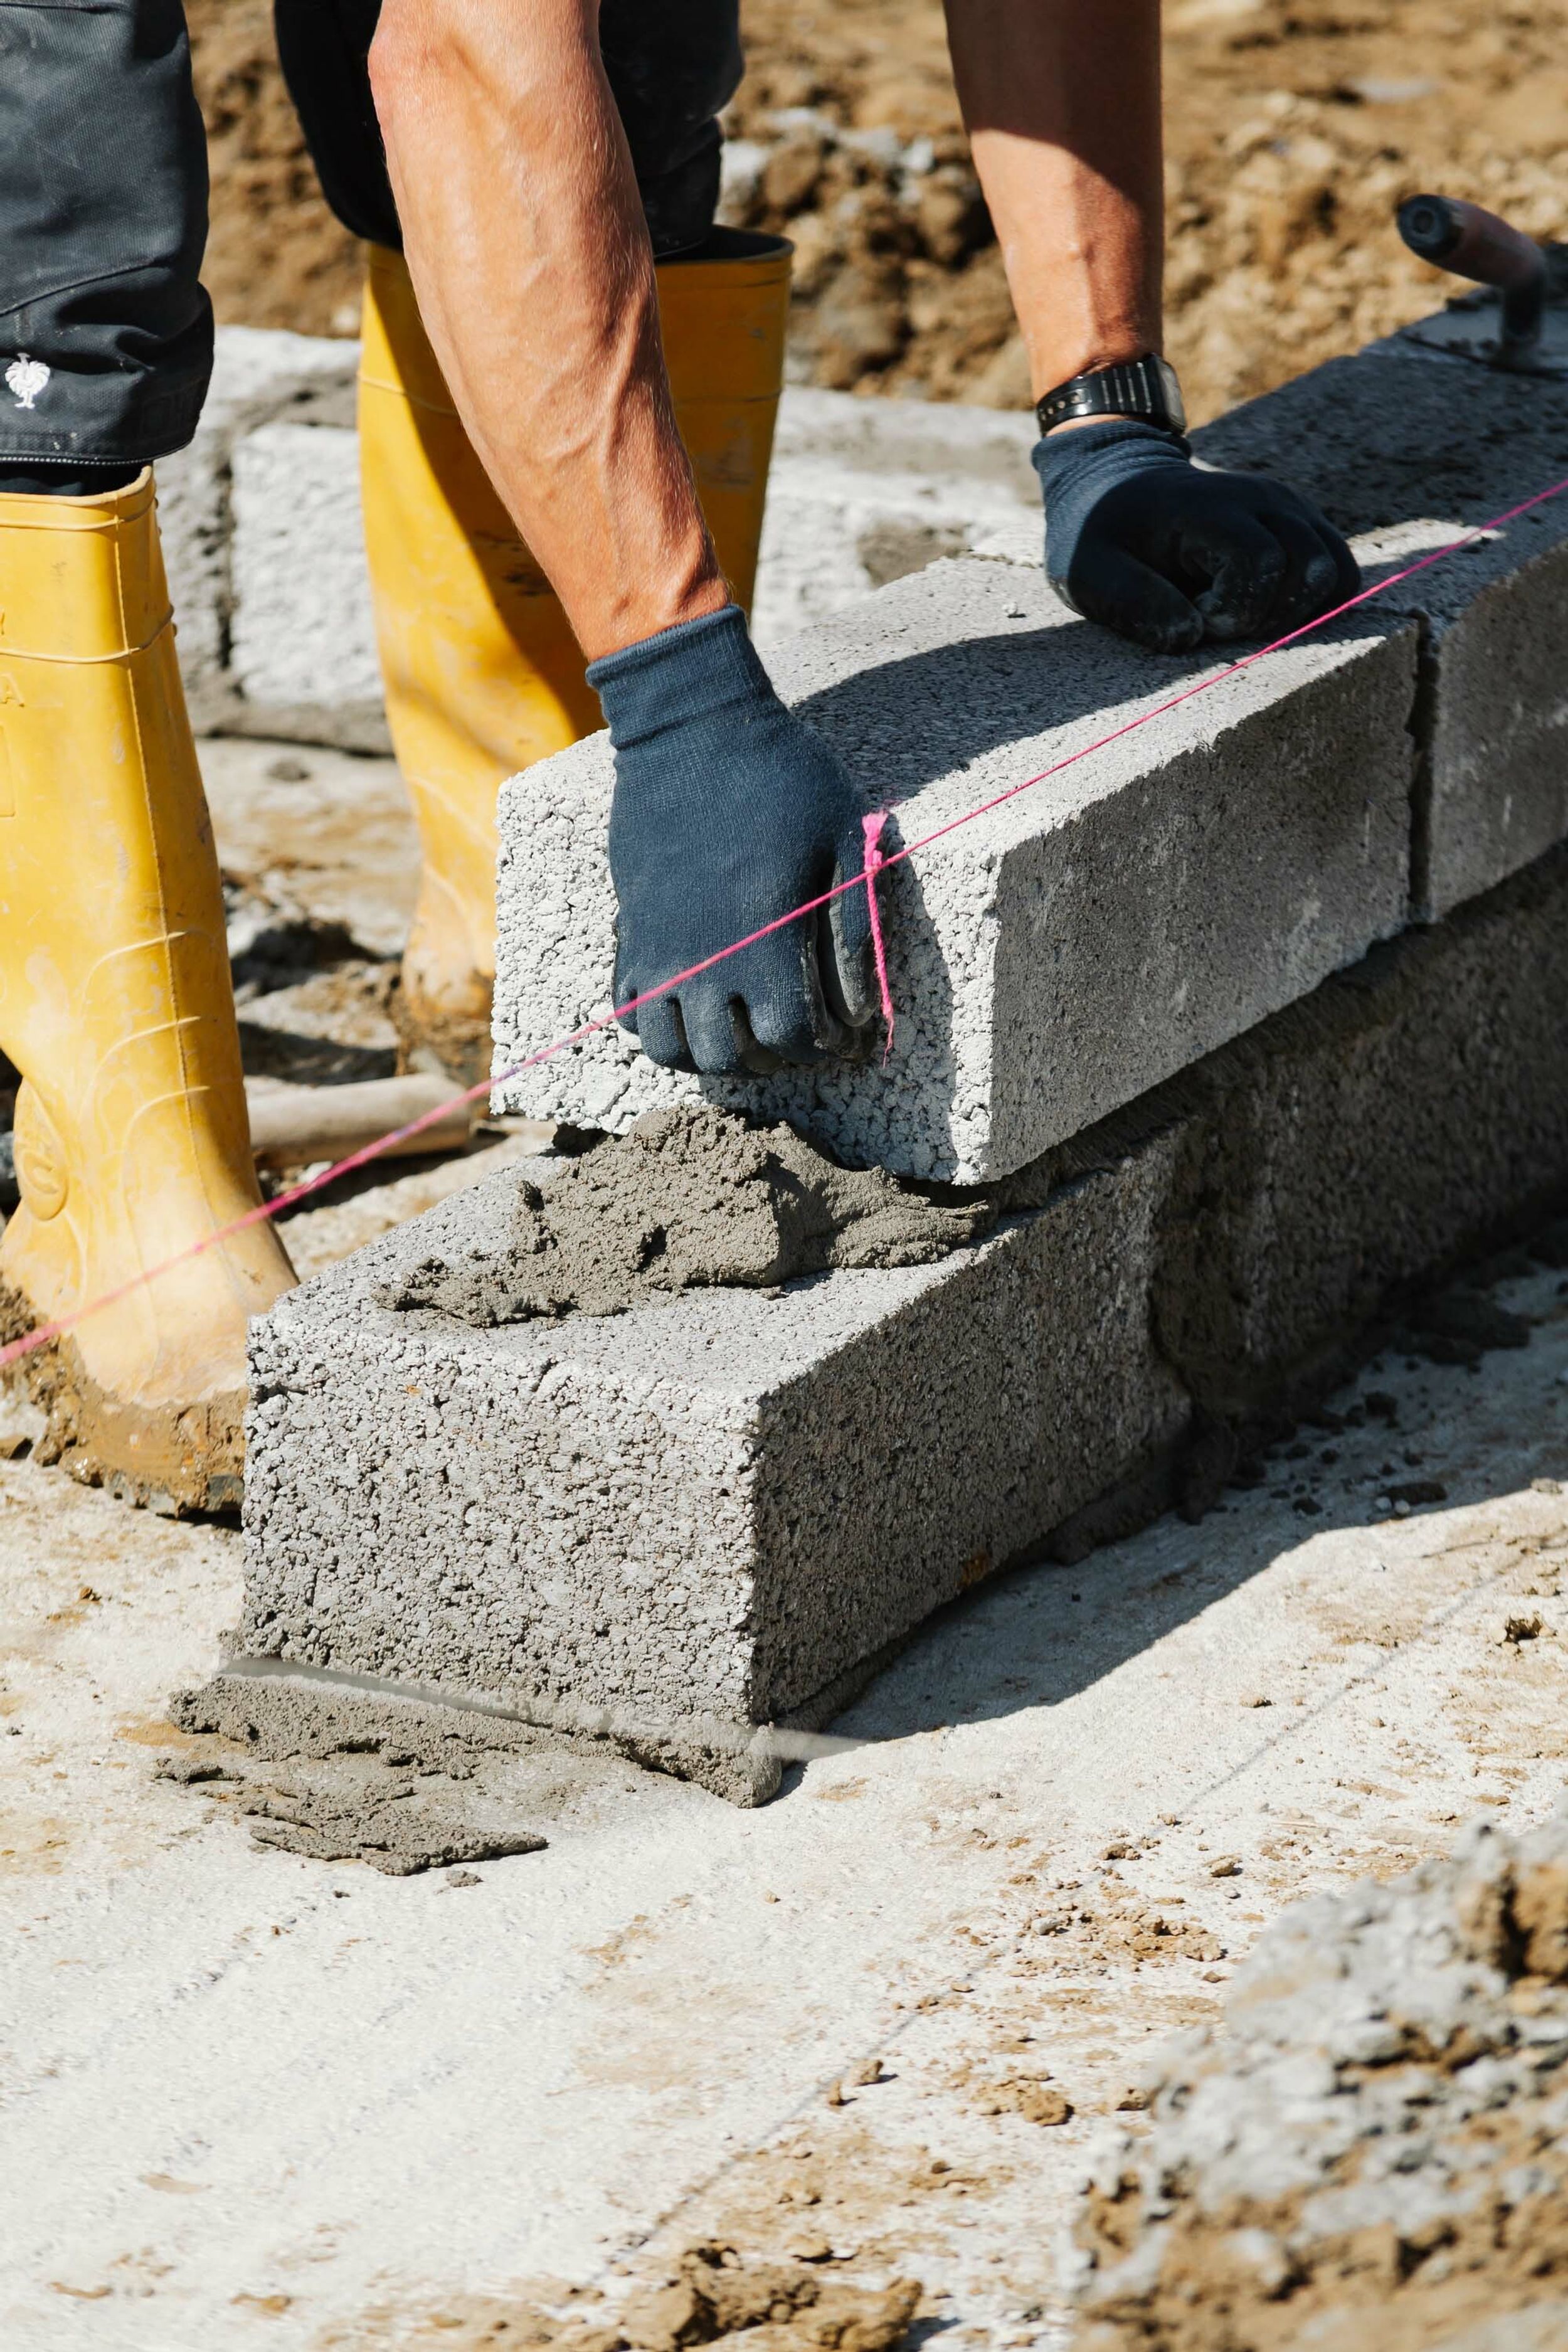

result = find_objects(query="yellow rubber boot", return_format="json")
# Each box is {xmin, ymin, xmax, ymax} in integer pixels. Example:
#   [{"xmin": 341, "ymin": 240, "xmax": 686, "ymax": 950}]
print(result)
[
  {"xmin": 359, "ymin": 230, "xmax": 792, "ymax": 1083},
  {"xmin": 0, "ymin": 474, "xmax": 295, "ymax": 1514}
]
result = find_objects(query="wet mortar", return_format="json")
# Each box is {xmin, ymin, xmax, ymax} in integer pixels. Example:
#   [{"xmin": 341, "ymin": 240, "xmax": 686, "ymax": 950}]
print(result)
[{"xmin": 373, "ymin": 1104, "xmax": 996, "ymax": 1326}]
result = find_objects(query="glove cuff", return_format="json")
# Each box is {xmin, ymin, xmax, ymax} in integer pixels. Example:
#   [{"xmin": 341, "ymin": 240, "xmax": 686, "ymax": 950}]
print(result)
[
  {"xmin": 587, "ymin": 603, "xmax": 778, "ymax": 750},
  {"xmin": 1032, "ymin": 416, "xmax": 1192, "ymax": 502}
]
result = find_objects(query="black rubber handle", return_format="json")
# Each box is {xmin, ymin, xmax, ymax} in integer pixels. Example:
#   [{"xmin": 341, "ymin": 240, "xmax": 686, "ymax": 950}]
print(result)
[
  {"xmin": 1397, "ymin": 194, "xmax": 1545, "ymax": 356},
  {"xmin": 1399, "ymin": 194, "xmax": 1542, "ymax": 289}
]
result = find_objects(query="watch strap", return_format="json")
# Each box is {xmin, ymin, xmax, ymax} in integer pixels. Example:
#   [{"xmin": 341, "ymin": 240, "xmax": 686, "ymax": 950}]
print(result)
[{"xmin": 1035, "ymin": 354, "xmax": 1187, "ymax": 437}]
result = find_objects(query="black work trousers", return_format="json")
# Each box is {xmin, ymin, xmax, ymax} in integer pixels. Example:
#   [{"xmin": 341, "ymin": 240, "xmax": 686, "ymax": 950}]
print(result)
[{"xmin": 0, "ymin": 0, "xmax": 741, "ymax": 473}]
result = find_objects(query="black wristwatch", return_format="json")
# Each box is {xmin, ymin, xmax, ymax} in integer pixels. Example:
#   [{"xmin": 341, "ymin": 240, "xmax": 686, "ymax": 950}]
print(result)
[{"xmin": 1035, "ymin": 352, "xmax": 1187, "ymax": 437}]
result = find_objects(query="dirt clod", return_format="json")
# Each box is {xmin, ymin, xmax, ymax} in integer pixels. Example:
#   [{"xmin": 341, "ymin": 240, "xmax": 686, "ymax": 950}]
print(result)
[{"xmin": 620, "ymin": 2248, "xmax": 919, "ymax": 2352}]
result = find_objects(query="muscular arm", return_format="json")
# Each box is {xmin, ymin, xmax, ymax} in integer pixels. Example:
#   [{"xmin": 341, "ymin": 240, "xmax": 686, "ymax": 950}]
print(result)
[
  {"xmin": 368, "ymin": 0, "xmax": 726, "ymax": 659},
  {"xmin": 943, "ymin": 0, "xmax": 1163, "ymax": 399},
  {"xmin": 946, "ymin": 1, "xmax": 1355, "ymax": 650}
]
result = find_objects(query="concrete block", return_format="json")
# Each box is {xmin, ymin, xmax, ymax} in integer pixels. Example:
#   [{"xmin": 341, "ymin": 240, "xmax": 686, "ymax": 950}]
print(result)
[
  {"xmin": 751, "ymin": 389, "xmax": 1039, "ymax": 643},
  {"xmin": 156, "ymin": 327, "xmax": 358, "ymax": 729},
  {"xmin": 1144, "ymin": 840, "xmax": 1568, "ymax": 1414},
  {"xmin": 229, "ymin": 422, "xmax": 385, "ymax": 750},
  {"xmin": 493, "ymin": 557, "xmax": 1417, "ymax": 1183},
  {"xmin": 240, "ymin": 1135, "xmax": 1192, "ymax": 1793},
  {"xmin": 1196, "ymin": 343, "xmax": 1568, "ymax": 921},
  {"xmin": 237, "ymin": 841, "xmax": 1568, "ymax": 1798}
]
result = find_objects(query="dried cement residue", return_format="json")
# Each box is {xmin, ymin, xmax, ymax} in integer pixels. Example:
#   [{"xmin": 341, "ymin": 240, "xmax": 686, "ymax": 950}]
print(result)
[
  {"xmin": 1071, "ymin": 1803, "xmax": 1568, "ymax": 2351},
  {"xmin": 165, "ymin": 1678, "xmax": 569, "ymax": 1875},
  {"xmin": 374, "ymin": 1105, "xmax": 995, "ymax": 1325}
]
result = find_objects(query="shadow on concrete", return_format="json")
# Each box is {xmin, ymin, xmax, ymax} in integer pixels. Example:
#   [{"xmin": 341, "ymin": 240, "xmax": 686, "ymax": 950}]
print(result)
[{"xmin": 824, "ymin": 1265, "xmax": 1568, "ymax": 1752}]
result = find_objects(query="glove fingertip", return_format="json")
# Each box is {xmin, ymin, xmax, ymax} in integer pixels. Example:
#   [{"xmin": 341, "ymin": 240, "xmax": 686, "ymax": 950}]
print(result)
[{"xmin": 822, "ymin": 845, "xmax": 877, "ymax": 1032}]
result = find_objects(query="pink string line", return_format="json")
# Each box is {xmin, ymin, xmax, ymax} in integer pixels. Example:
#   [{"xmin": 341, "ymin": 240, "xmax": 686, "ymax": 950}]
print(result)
[
  {"xmin": 861, "ymin": 808, "xmax": 896, "ymax": 1062},
  {"xmin": 3, "ymin": 470, "xmax": 1565, "ymax": 1379}
]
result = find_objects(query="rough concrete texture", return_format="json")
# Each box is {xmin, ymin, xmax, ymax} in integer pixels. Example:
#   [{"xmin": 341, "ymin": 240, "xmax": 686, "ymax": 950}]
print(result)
[
  {"xmin": 751, "ymin": 387, "xmax": 1037, "ymax": 644},
  {"xmin": 374, "ymin": 1105, "xmax": 995, "ymax": 1325},
  {"xmin": 241, "ymin": 845, "xmax": 1568, "ymax": 1781},
  {"xmin": 493, "ymin": 558, "xmax": 1415, "ymax": 1182},
  {"xmin": 229, "ymin": 420, "xmax": 386, "ymax": 749},
  {"xmin": 1197, "ymin": 344, "xmax": 1568, "ymax": 923},
  {"xmin": 5, "ymin": 1244, "xmax": 1567, "ymax": 2352},
  {"xmin": 1071, "ymin": 1803, "xmax": 1568, "ymax": 2351},
  {"xmin": 154, "ymin": 326, "xmax": 358, "ymax": 731},
  {"xmin": 241, "ymin": 1129, "xmax": 1187, "ymax": 1777}
]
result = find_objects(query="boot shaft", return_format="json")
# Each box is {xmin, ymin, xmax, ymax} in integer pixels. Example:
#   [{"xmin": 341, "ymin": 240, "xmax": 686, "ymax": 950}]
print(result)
[{"xmin": 0, "ymin": 472, "xmax": 257, "ymax": 1239}]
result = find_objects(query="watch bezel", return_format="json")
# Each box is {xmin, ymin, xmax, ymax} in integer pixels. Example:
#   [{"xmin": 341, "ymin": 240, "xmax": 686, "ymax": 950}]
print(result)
[{"xmin": 1035, "ymin": 353, "xmax": 1187, "ymax": 437}]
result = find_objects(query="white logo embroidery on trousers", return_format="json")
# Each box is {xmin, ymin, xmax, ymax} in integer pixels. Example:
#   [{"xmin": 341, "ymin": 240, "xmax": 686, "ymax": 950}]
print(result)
[{"xmin": 5, "ymin": 356, "xmax": 50, "ymax": 411}]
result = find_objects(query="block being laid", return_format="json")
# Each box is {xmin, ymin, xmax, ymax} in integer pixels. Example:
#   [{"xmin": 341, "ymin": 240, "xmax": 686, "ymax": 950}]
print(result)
[
  {"xmin": 493, "ymin": 556, "xmax": 1416, "ymax": 1182},
  {"xmin": 1197, "ymin": 343, "xmax": 1568, "ymax": 922}
]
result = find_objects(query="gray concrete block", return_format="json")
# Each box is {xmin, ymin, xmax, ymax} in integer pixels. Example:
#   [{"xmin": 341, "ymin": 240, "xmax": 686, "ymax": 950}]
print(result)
[
  {"xmin": 1140, "ymin": 840, "xmax": 1568, "ymax": 1414},
  {"xmin": 1196, "ymin": 343, "xmax": 1568, "ymax": 921},
  {"xmin": 238, "ymin": 841, "xmax": 1568, "ymax": 1798},
  {"xmin": 229, "ymin": 422, "xmax": 386, "ymax": 752},
  {"xmin": 156, "ymin": 327, "xmax": 358, "ymax": 731},
  {"xmin": 241, "ymin": 1136, "xmax": 1190, "ymax": 1787},
  {"xmin": 493, "ymin": 557, "xmax": 1417, "ymax": 1182}
]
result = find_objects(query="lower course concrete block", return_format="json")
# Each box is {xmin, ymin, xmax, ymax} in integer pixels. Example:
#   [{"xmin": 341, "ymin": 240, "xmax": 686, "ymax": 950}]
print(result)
[
  {"xmin": 239, "ymin": 844, "xmax": 1568, "ymax": 1800},
  {"xmin": 230, "ymin": 421, "xmax": 386, "ymax": 751},
  {"xmin": 1198, "ymin": 344, "xmax": 1568, "ymax": 921},
  {"xmin": 493, "ymin": 559, "xmax": 1416, "ymax": 1184},
  {"xmin": 156, "ymin": 327, "xmax": 359, "ymax": 733},
  {"xmin": 241, "ymin": 1138, "xmax": 1190, "ymax": 1799}
]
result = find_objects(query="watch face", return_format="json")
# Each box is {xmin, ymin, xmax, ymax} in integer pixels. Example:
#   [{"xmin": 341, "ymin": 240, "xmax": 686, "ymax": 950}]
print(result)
[{"xmin": 1153, "ymin": 356, "xmax": 1188, "ymax": 435}]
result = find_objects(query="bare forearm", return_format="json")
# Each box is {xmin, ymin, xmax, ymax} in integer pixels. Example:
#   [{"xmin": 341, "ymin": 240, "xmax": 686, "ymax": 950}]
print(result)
[
  {"xmin": 944, "ymin": 0, "xmax": 1163, "ymax": 401},
  {"xmin": 369, "ymin": 0, "xmax": 724, "ymax": 658}
]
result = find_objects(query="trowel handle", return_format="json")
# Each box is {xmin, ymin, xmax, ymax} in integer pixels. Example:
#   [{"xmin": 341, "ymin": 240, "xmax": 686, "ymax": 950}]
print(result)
[{"xmin": 1397, "ymin": 194, "xmax": 1545, "ymax": 357}]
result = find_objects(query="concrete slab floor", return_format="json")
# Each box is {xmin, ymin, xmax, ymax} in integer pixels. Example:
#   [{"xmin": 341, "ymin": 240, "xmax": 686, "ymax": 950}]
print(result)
[{"xmin": 1, "ymin": 1262, "xmax": 1565, "ymax": 2351}]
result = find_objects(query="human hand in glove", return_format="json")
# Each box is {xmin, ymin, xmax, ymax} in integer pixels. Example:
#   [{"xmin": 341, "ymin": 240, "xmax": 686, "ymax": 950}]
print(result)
[
  {"xmin": 1034, "ymin": 420, "xmax": 1362, "ymax": 656},
  {"xmin": 589, "ymin": 605, "xmax": 877, "ymax": 1076}
]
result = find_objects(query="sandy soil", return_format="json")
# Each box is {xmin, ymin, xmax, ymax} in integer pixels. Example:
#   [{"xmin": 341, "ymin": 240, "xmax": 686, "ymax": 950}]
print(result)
[{"xmin": 188, "ymin": 0, "xmax": 1568, "ymax": 423}]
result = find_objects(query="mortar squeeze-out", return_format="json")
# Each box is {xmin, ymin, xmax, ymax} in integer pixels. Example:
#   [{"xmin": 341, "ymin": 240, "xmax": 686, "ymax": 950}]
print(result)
[{"xmin": 373, "ymin": 1103, "xmax": 996, "ymax": 1326}]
